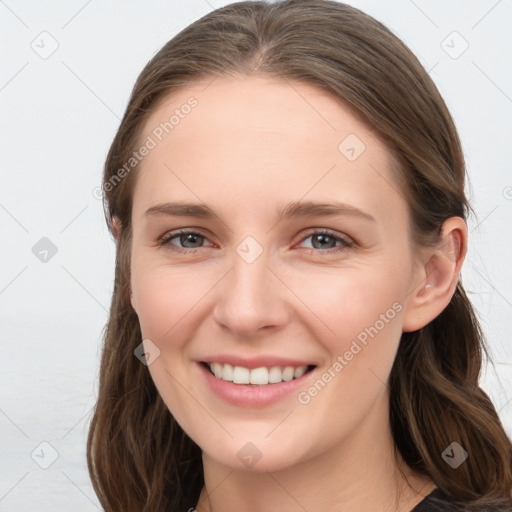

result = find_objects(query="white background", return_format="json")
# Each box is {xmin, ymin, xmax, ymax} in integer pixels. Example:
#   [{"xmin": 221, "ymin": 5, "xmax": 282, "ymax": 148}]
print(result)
[{"xmin": 1, "ymin": 1, "xmax": 511, "ymax": 510}]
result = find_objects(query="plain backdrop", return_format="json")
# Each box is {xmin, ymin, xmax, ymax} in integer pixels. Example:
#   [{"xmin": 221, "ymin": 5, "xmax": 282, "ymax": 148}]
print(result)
[{"xmin": 1, "ymin": 1, "xmax": 511, "ymax": 510}]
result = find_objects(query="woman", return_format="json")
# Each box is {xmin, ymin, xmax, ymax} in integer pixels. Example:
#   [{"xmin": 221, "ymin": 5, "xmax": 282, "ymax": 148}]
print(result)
[{"xmin": 87, "ymin": 1, "xmax": 512, "ymax": 510}]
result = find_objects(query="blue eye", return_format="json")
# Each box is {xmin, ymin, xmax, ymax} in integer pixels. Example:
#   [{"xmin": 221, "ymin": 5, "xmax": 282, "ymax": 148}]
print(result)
[
  {"xmin": 298, "ymin": 229, "xmax": 353, "ymax": 253},
  {"xmin": 159, "ymin": 230, "xmax": 211, "ymax": 254},
  {"xmin": 158, "ymin": 228, "xmax": 353, "ymax": 255}
]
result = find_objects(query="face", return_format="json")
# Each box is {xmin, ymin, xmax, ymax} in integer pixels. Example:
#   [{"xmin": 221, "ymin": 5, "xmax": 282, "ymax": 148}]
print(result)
[{"xmin": 128, "ymin": 75, "xmax": 423, "ymax": 472}]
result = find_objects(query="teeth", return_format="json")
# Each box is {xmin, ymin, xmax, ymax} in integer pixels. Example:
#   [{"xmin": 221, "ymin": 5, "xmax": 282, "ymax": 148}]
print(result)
[
  {"xmin": 207, "ymin": 363, "xmax": 310, "ymax": 385},
  {"xmin": 232, "ymin": 366, "xmax": 250, "ymax": 384},
  {"xmin": 249, "ymin": 367, "xmax": 268, "ymax": 385}
]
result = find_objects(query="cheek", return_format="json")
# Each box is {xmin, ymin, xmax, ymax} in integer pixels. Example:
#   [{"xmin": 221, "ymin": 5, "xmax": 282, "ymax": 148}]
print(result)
[
  {"xmin": 287, "ymin": 268, "xmax": 405, "ymax": 436},
  {"xmin": 130, "ymin": 258, "xmax": 214, "ymax": 341},
  {"xmin": 282, "ymin": 262, "xmax": 407, "ymax": 422},
  {"xmin": 284, "ymin": 262, "xmax": 407, "ymax": 352}
]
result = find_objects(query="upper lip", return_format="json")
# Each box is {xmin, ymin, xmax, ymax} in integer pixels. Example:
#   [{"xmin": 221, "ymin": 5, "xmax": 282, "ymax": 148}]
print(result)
[{"xmin": 199, "ymin": 355, "xmax": 316, "ymax": 369}]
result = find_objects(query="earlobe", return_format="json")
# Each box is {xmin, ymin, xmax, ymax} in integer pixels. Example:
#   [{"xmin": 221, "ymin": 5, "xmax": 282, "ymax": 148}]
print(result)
[{"xmin": 402, "ymin": 217, "xmax": 467, "ymax": 333}]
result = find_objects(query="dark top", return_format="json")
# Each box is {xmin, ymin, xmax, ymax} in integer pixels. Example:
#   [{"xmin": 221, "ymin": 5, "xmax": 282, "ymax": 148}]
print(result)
[
  {"xmin": 411, "ymin": 488, "xmax": 452, "ymax": 511},
  {"xmin": 410, "ymin": 488, "xmax": 512, "ymax": 511}
]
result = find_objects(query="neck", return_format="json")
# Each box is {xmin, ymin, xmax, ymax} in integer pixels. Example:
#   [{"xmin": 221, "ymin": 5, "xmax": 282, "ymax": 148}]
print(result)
[{"xmin": 195, "ymin": 390, "xmax": 436, "ymax": 512}]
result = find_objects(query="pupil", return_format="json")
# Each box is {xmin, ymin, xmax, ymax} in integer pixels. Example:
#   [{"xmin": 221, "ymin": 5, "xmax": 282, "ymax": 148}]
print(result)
[
  {"xmin": 313, "ymin": 234, "xmax": 334, "ymax": 249},
  {"xmin": 182, "ymin": 233, "xmax": 202, "ymax": 248}
]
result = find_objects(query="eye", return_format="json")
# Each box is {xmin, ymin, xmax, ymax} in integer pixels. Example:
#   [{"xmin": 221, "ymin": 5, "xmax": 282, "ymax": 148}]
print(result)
[
  {"xmin": 158, "ymin": 229, "xmax": 213, "ymax": 254},
  {"xmin": 296, "ymin": 229, "xmax": 353, "ymax": 254},
  {"xmin": 158, "ymin": 228, "xmax": 354, "ymax": 255}
]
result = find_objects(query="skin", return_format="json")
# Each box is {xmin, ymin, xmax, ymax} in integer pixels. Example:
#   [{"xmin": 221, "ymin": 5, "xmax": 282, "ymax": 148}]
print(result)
[{"xmin": 120, "ymin": 75, "xmax": 467, "ymax": 512}]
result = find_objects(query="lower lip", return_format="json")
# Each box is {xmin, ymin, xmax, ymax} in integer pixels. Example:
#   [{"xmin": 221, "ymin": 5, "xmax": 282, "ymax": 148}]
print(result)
[{"xmin": 197, "ymin": 362, "xmax": 316, "ymax": 408}]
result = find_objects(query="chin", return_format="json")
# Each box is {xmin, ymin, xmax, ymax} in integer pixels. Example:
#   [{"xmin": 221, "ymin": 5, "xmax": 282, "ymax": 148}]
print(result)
[{"xmin": 199, "ymin": 433, "xmax": 311, "ymax": 474}]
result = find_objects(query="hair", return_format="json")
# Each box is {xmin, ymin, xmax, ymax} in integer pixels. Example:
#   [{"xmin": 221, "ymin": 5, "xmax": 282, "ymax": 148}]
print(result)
[{"xmin": 87, "ymin": 1, "xmax": 512, "ymax": 511}]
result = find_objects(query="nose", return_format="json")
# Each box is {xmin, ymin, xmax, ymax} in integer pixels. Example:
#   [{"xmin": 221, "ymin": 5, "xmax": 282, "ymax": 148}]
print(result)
[{"xmin": 213, "ymin": 247, "xmax": 289, "ymax": 339}]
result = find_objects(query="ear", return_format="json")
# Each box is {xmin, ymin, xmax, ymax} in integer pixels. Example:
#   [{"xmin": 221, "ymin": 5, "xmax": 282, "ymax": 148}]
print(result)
[
  {"xmin": 110, "ymin": 215, "xmax": 122, "ymax": 245},
  {"xmin": 402, "ymin": 217, "xmax": 467, "ymax": 333}
]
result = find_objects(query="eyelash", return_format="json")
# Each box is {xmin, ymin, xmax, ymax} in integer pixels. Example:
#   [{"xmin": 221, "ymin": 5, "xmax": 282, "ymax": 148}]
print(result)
[{"xmin": 158, "ymin": 228, "xmax": 354, "ymax": 255}]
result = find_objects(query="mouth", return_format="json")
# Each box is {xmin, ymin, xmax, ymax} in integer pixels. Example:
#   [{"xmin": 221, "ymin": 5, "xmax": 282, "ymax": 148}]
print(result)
[
  {"xmin": 200, "ymin": 361, "xmax": 317, "ymax": 386},
  {"xmin": 197, "ymin": 359, "xmax": 319, "ymax": 408}
]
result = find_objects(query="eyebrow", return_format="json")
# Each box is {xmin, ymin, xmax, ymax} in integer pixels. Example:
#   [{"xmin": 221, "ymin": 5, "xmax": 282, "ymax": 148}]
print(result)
[{"xmin": 144, "ymin": 200, "xmax": 375, "ymax": 222}]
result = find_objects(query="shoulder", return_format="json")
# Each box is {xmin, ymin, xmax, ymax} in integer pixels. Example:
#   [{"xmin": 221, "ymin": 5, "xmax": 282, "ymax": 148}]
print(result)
[{"xmin": 411, "ymin": 488, "xmax": 512, "ymax": 512}]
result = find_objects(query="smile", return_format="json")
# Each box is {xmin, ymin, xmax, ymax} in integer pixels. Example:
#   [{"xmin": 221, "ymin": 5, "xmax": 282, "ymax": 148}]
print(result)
[{"xmin": 203, "ymin": 362, "xmax": 316, "ymax": 385}]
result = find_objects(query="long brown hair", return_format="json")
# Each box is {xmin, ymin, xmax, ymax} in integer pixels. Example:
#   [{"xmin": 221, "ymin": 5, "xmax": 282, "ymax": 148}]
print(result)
[{"xmin": 87, "ymin": 1, "xmax": 512, "ymax": 510}]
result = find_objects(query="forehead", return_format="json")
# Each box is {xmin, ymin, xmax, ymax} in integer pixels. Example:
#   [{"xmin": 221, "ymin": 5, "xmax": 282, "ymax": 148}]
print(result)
[
  {"xmin": 132, "ymin": 75, "xmax": 405, "ymax": 224},
  {"xmin": 140, "ymin": 75, "xmax": 374, "ymax": 155}
]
